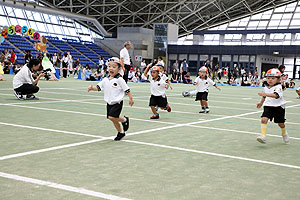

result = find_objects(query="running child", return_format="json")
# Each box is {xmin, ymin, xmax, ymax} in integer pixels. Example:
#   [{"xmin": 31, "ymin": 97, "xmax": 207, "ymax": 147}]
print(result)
[
  {"xmin": 143, "ymin": 64, "xmax": 171, "ymax": 119},
  {"xmin": 256, "ymin": 68, "xmax": 289, "ymax": 144},
  {"xmin": 194, "ymin": 66, "xmax": 221, "ymax": 113},
  {"xmin": 88, "ymin": 57, "xmax": 134, "ymax": 141},
  {"xmin": 296, "ymin": 87, "xmax": 300, "ymax": 99}
]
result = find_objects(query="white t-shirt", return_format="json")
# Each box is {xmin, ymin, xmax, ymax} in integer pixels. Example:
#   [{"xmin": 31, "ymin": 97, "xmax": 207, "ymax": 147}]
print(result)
[
  {"xmin": 128, "ymin": 71, "xmax": 135, "ymax": 79},
  {"xmin": 161, "ymin": 74, "xmax": 169, "ymax": 82},
  {"xmin": 120, "ymin": 47, "xmax": 130, "ymax": 65},
  {"xmin": 263, "ymin": 83, "xmax": 286, "ymax": 108},
  {"xmin": 143, "ymin": 74, "xmax": 167, "ymax": 96},
  {"xmin": 157, "ymin": 60, "xmax": 165, "ymax": 67},
  {"xmin": 194, "ymin": 77, "xmax": 215, "ymax": 92},
  {"xmin": 13, "ymin": 65, "xmax": 34, "ymax": 89},
  {"xmin": 97, "ymin": 75, "xmax": 130, "ymax": 105}
]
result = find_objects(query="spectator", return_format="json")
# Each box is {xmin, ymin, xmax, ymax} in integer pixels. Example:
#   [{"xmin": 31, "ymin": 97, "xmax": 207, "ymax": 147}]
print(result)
[
  {"xmin": 24, "ymin": 50, "xmax": 32, "ymax": 64},
  {"xmin": 99, "ymin": 56, "xmax": 105, "ymax": 69},
  {"xmin": 289, "ymin": 79, "xmax": 295, "ymax": 88},
  {"xmin": 84, "ymin": 65, "xmax": 95, "ymax": 81},
  {"xmin": 184, "ymin": 72, "xmax": 192, "ymax": 84},
  {"xmin": 204, "ymin": 59, "xmax": 212, "ymax": 75},
  {"xmin": 251, "ymin": 71, "xmax": 260, "ymax": 87},
  {"xmin": 13, "ymin": 59, "xmax": 44, "ymax": 100},
  {"xmin": 128, "ymin": 67, "xmax": 135, "ymax": 81},
  {"xmin": 10, "ymin": 49, "xmax": 17, "ymax": 66},
  {"xmin": 120, "ymin": 41, "xmax": 131, "ymax": 83},
  {"xmin": 171, "ymin": 68, "xmax": 179, "ymax": 83},
  {"xmin": 62, "ymin": 52, "xmax": 68, "ymax": 78},
  {"xmin": 157, "ymin": 57, "xmax": 165, "ymax": 67},
  {"xmin": 180, "ymin": 58, "xmax": 189, "ymax": 82},
  {"xmin": 135, "ymin": 68, "xmax": 142, "ymax": 81},
  {"xmin": 95, "ymin": 65, "xmax": 102, "ymax": 81},
  {"xmin": 241, "ymin": 73, "xmax": 251, "ymax": 86},
  {"xmin": 67, "ymin": 51, "xmax": 73, "ymax": 75},
  {"xmin": 140, "ymin": 60, "xmax": 146, "ymax": 72}
]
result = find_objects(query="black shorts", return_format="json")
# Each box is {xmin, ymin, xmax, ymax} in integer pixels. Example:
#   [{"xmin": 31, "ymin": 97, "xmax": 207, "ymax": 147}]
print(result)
[
  {"xmin": 149, "ymin": 95, "xmax": 168, "ymax": 108},
  {"xmin": 107, "ymin": 101, "xmax": 123, "ymax": 118},
  {"xmin": 261, "ymin": 106, "xmax": 285, "ymax": 123},
  {"xmin": 195, "ymin": 92, "xmax": 208, "ymax": 101}
]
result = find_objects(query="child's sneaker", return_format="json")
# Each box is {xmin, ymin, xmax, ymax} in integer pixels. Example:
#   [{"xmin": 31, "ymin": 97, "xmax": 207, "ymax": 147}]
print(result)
[
  {"xmin": 114, "ymin": 132, "xmax": 125, "ymax": 141},
  {"xmin": 297, "ymin": 96, "xmax": 300, "ymax": 99},
  {"xmin": 165, "ymin": 105, "xmax": 171, "ymax": 112},
  {"xmin": 26, "ymin": 94, "xmax": 39, "ymax": 100},
  {"xmin": 121, "ymin": 116, "xmax": 129, "ymax": 132},
  {"xmin": 205, "ymin": 107, "xmax": 210, "ymax": 113},
  {"xmin": 199, "ymin": 107, "xmax": 205, "ymax": 113},
  {"xmin": 257, "ymin": 135, "xmax": 266, "ymax": 144},
  {"xmin": 282, "ymin": 132, "xmax": 289, "ymax": 144},
  {"xmin": 14, "ymin": 91, "xmax": 24, "ymax": 100},
  {"xmin": 150, "ymin": 114, "xmax": 159, "ymax": 119}
]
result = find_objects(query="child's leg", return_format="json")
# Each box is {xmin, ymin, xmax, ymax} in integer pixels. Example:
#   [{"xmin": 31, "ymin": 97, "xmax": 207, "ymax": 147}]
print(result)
[
  {"xmin": 151, "ymin": 106, "xmax": 158, "ymax": 115},
  {"xmin": 260, "ymin": 117, "xmax": 269, "ymax": 136},
  {"xmin": 202, "ymin": 100, "xmax": 208, "ymax": 108},
  {"xmin": 108, "ymin": 116, "xmax": 122, "ymax": 132},
  {"xmin": 296, "ymin": 90, "xmax": 300, "ymax": 96},
  {"xmin": 278, "ymin": 123, "xmax": 286, "ymax": 135}
]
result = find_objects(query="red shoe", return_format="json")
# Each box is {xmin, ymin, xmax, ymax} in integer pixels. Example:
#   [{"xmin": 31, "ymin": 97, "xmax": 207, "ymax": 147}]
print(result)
[
  {"xmin": 166, "ymin": 106, "xmax": 171, "ymax": 112},
  {"xmin": 150, "ymin": 114, "xmax": 159, "ymax": 119}
]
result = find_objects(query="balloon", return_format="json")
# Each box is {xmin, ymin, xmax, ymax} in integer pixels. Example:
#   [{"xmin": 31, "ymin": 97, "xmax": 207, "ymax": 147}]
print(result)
[
  {"xmin": 1, "ymin": 29, "xmax": 8, "ymax": 38},
  {"xmin": 33, "ymin": 32, "xmax": 40, "ymax": 41},
  {"xmin": 28, "ymin": 28, "xmax": 34, "ymax": 37},
  {"xmin": 21, "ymin": 26, "xmax": 28, "ymax": 34},
  {"xmin": 15, "ymin": 25, "xmax": 21, "ymax": 33},
  {"xmin": 0, "ymin": 36, "xmax": 4, "ymax": 44},
  {"xmin": 8, "ymin": 26, "xmax": 15, "ymax": 35}
]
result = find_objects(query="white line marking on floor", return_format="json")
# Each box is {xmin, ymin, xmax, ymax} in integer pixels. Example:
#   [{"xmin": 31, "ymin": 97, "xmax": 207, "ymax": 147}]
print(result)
[
  {"xmin": 0, "ymin": 172, "xmax": 131, "ymax": 200},
  {"xmin": 123, "ymin": 140, "xmax": 300, "ymax": 170}
]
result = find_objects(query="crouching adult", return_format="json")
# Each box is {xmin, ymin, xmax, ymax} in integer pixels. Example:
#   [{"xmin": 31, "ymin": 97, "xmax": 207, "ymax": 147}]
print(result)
[{"xmin": 13, "ymin": 59, "xmax": 44, "ymax": 100}]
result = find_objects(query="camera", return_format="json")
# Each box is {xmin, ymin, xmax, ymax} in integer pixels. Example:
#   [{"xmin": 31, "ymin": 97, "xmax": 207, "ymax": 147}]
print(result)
[{"xmin": 42, "ymin": 68, "xmax": 52, "ymax": 80}]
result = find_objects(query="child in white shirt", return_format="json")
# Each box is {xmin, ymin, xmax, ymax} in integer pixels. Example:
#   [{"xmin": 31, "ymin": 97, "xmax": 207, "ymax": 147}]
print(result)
[
  {"xmin": 194, "ymin": 66, "xmax": 221, "ymax": 113},
  {"xmin": 88, "ymin": 57, "xmax": 134, "ymax": 141}
]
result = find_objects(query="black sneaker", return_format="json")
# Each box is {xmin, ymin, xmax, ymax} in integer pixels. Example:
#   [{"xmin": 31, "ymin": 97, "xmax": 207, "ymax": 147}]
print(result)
[
  {"xmin": 199, "ymin": 107, "xmax": 205, "ymax": 113},
  {"xmin": 14, "ymin": 91, "xmax": 24, "ymax": 100},
  {"xmin": 121, "ymin": 116, "xmax": 129, "ymax": 132},
  {"xmin": 114, "ymin": 132, "xmax": 125, "ymax": 141}
]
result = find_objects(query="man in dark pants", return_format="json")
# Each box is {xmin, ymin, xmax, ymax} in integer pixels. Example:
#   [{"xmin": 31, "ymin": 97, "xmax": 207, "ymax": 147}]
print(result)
[
  {"xmin": 120, "ymin": 41, "xmax": 131, "ymax": 83},
  {"xmin": 13, "ymin": 59, "xmax": 44, "ymax": 100}
]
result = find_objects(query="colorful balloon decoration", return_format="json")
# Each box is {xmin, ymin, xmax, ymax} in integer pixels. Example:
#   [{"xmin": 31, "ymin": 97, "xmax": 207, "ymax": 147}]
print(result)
[{"xmin": 0, "ymin": 24, "xmax": 47, "ymax": 52}]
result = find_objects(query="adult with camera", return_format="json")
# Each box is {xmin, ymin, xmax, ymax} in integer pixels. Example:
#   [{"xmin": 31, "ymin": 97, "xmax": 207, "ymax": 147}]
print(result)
[{"xmin": 13, "ymin": 59, "xmax": 44, "ymax": 100}]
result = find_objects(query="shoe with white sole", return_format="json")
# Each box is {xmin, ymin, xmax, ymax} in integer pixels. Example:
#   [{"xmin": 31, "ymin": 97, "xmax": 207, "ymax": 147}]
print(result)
[
  {"xmin": 282, "ymin": 132, "xmax": 289, "ymax": 144},
  {"xmin": 14, "ymin": 91, "xmax": 24, "ymax": 100},
  {"xmin": 257, "ymin": 135, "xmax": 266, "ymax": 144}
]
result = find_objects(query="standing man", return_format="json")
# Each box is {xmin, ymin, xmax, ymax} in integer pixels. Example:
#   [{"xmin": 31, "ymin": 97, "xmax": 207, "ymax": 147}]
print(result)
[
  {"xmin": 180, "ymin": 58, "xmax": 189, "ymax": 82},
  {"xmin": 120, "ymin": 41, "xmax": 131, "ymax": 83}
]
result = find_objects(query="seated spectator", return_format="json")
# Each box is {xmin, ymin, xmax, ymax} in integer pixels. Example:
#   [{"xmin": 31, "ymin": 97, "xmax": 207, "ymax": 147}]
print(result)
[
  {"xmin": 13, "ymin": 59, "xmax": 44, "ymax": 100},
  {"xmin": 84, "ymin": 65, "xmax": 95, "ymax": 81},
  {"xmin": 241, "ymin": 73, "xmax": 251, "ymax": 86},
  {"xmin": 0, "ymin": 62, "xmax": 5, "ymax": 81},
  {"xmin": 289, "ymin": 79, "xmax": 295, "ymax": 88},
  {"xmin": 128, "ymin": 67, "xmax": 135, "ymax": 81},
  {"xmin": 183, "ymin": 72, "xmax": 192, "ymax": 84},
  {"xmin": 135, "ymin": 68, "xmax": 142, "ymax": 81},
  {"xmin": 251, "ymin": 72, "xmax": 260, "ymax": 87},
  {"xmin": 171, "ymin": 68, "xmax": 179, "ymax": 83},
  {"xmin": 95, "ymin": 66, "xmax": 102, "ymax": 81}
]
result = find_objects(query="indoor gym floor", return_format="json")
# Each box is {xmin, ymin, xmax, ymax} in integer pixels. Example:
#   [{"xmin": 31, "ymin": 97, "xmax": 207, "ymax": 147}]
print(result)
[{"xmin": 0, "ymin": 75, "xmax": 300, "ymax": 200}]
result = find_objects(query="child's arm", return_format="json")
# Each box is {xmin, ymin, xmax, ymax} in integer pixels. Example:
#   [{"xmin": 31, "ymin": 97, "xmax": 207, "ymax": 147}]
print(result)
[
  {"xmin": 143, "ymin": 63, "xmax": 152, "ymax": 78},
  {"xmin": 214, "ymin": 84, "xmax": 221, "ymax": 91},
  {"xmin": 257, "ymin": 96, "xmax": 265, "ymax": 109},
  {"xmin": 88, "ymin": 85, "xmax": 99, "ymax": 92},
  {"xmin": 127, "ymin": 91, "xmax": 134, "ymax": 106},
  {"xmin": 167, "ymin": 79, "xmax": 172, "ymax": 89}
]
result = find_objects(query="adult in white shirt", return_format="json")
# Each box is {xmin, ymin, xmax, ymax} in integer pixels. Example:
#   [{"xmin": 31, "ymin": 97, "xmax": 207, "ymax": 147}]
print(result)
[
  {"xmin": 140, "ymin": 60, "xmax": 146, "ymax": 72},
  {"xmin": 13, "ymin": 59, "xmax": 44, "ymax": 100},
  {"xmin": 67, "ymin": 51, "xmax": 73, "ymax": 74},
  {"xmin": 157, "ymin": 57, "xmax": 165, "ymax": 67},
  {"xmin": 120, "ymin": 41, "xmax": 131, "ymax": 83}
]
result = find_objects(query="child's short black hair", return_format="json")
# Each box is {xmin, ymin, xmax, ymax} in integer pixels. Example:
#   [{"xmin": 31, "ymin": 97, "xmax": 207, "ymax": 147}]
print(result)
[{"xmin": 28, "ymin": 59, "xmax": 40, "ymax": 69}]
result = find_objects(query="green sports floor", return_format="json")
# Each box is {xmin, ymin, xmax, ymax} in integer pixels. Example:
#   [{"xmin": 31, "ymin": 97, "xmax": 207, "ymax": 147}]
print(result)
[{"xmin": 0, "ymin": 75, "xmax": 300, "ymax": 200}]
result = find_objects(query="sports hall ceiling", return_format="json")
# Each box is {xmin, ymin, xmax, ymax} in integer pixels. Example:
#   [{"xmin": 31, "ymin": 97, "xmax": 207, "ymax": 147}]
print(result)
[{"xmin": 32, "ymin": 0, "xmax": 297, "ymax": 37}]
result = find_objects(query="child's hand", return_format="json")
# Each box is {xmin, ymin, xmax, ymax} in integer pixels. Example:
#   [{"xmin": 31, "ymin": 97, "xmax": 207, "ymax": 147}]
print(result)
[
  {"xmin": 129, "ymin": 99, "xmax": 134, "ymax": 106},
  {"xmin": 257, "ymin": 102, "xmax": 263, "ymax": 109},
  {"xmin": 217, "ymin": 87, "xmax": 221, "ymax": 91},
  {"xmin": 258, "ymin": 92, "xmax": 265, "ymax": 96},
  {"xmin": 165, "ymin": 85, "xmax": 169, "ymax": 89},
  {"xmin": 169, "ymin": 85, "xmax": 172, "ymax": 90},
  {"xmin": 193, "ymin": 82, "xmax": 197, "ymax": 85}
]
